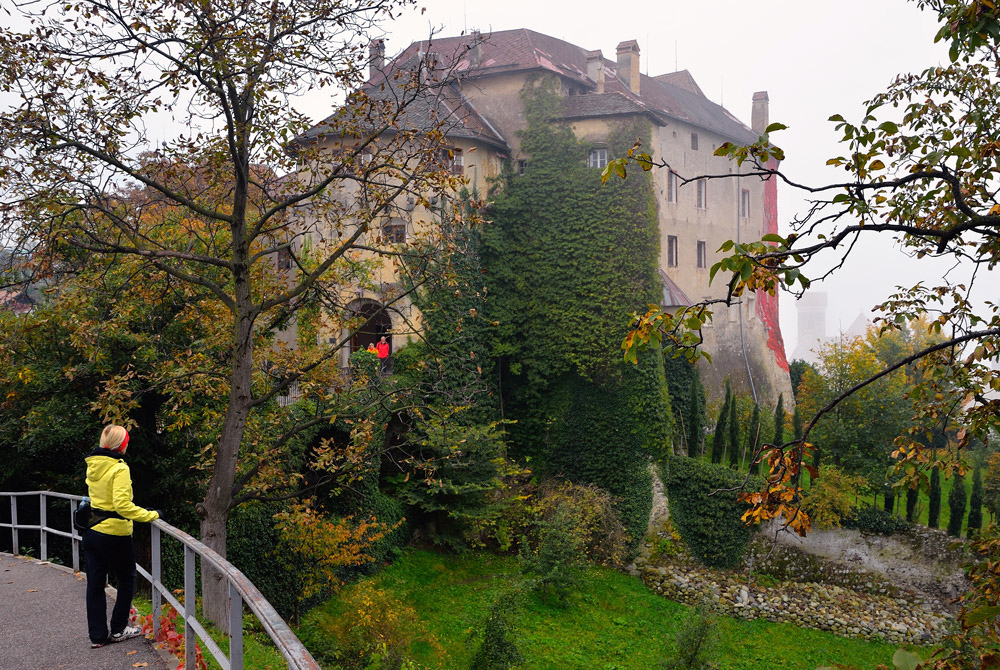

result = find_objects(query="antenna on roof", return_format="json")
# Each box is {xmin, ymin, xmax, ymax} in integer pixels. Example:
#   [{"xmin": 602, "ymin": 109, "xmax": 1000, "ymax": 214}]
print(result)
[
  {"xmin": 464, "ymin": 0, "xmax": 467, "ymax": 34},
  {"xmin": 720, "ymin": 75, "xmax": 724, "ymax": 106},
  {"xmin": 645, "ymin": 32, "xmax": 649, "ymax": 74},
  {"xmin": 674, "ymin": 40, "xmax": 678, "ymax": 72}
]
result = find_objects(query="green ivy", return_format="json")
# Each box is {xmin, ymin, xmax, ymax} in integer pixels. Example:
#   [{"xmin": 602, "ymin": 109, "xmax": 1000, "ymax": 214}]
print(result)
[
  {"xmin": 481, "ymin": 75, "xmax": 673, "ymax": 553},
  {"xmin": 661, "ymin": 455, "xmax": 760, "ymax": 569}
]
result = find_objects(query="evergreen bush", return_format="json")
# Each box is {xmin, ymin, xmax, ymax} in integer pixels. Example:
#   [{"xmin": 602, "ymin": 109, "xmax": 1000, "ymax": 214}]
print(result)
[
  {"xmin": 519, "ymin": 503, "xmax": 584, "ymax": 606},
  {"xmin": 905, "ymin": 486, "xmax": 919, "ymax": 523},
  {"xmin": 968, "ymin": 460, "xmax": 984, "ymax": 537},
  {"xmin": 663, "ymin": 603, "xmax": 718, "ymax": 670},
  {"xmin": 710, "ymin": 388, "xmax": 729, "ymax": 465},
  {"xmin": 843, "ymin": 506, "xmax": 909, "ymax": 535},
  {"xmin": 469, "ymin": 588, "xmax": 525, "ymax": 670},
  {"xmin": 948, "ymin": 472, "xmax": 967, "ymax": 537},
  {"xmin": 727, "ymin": 396, "xmax": 739, "ymax": 469},
  {"xmin": 660, "ymin": 455, "xmax": 760, "ymax": 569},
  {"xmin": 746, "ymin": 403, "xmax": 761, "ymax": 474},
  {"xmin": 928, "ymin": 465, "xmax": 942, "ymax": 529}
]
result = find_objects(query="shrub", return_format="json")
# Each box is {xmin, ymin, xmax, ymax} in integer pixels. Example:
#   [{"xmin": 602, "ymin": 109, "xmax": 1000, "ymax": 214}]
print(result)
[
  {"xmin": 298, "ymin": 582, "xmax": 442, "ymax": 669},
  {"xmin": 928, "ymin": 465, "xmax": 942, "ymax": 528},
  {"xmin": 519, "ymin": 503, "xmax": 584, "ymax": 606},
  {"xmin": 802, "ymin": 466, "xmax": 866, "ymax": 528},
  {"xmin": 968, "ymin": 460, "xmax": 984, "ymax": 537},
  {"xmin": 663, "ymin": 603, "xmax": 718, "ymax": 670},
  {"xmin": 469, "ymin": 588, "xmax": 525, "ymax": 670},
  {"xmin": 661, "ymin": 455, "xmax": 760, "ymax": 569},
  {"xmin": 948, "ymin": 472, "xmax": 967, "ymax": 537},
  {"xmin": 530, "ymin": 480, "xmax": 628, "ymax": 568},
  {"xmin": 273, "ymin": 502, "xmax": 396, "ymax": 621},
  {"xmin": 710, "ymin": 385, "xmax": 729, "ymax": 464},
  {"xmin": 842, "ymin": 506, "xmax": 909, "ymax": 535}
]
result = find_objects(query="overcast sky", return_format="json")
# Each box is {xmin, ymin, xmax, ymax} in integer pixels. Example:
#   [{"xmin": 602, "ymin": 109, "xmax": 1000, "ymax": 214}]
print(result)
[{"xmin": 313, "ymin": 0, "xmax": 972, "ymax": 358}]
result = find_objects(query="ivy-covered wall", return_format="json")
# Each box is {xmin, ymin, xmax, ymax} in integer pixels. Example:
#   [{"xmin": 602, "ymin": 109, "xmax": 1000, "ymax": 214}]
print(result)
[{"xmin": 481, "ymin": 75, "xmax": 673, "ymax": 552}]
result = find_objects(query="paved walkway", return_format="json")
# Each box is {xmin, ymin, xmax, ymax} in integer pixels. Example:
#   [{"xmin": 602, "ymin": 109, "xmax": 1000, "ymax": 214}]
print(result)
[{"xmin": 0, "ymin": 553, "xmax": 169, "ymax": 670}]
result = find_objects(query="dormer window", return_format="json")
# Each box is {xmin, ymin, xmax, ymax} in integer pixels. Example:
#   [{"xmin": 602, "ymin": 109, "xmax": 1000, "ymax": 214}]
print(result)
[{"xmin": 588, "ymin": 148, "xmax": 608, "ymax": 169}]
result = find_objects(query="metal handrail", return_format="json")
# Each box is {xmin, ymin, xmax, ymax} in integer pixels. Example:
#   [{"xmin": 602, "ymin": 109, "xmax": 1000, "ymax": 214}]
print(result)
[{"xmin": 1, "ymin": 490, "xmax": 319, "ymax": 670}]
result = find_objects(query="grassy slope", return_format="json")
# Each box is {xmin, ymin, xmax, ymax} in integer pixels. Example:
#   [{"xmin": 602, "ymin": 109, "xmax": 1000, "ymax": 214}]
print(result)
[{"xmin": 302, "ymin": 550, "xmax": 914, "ymax": 670}]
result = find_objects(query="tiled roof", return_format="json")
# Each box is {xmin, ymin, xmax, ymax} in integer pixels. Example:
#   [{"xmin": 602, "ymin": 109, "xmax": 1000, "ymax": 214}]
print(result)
[
  {"xmin": 295, "ymin": 63, "xmax": 508, "ymax": 151},
  {"xmin": 382, "ymin": 29, "xmax": 757, "ymax": 143},
  {"xmin": 653, "ymin": 70, "xmax": 705, "ymax": 97},
  {"xmin": 560, "ymin": 92, "xmax": 668, "ymax": 124}
]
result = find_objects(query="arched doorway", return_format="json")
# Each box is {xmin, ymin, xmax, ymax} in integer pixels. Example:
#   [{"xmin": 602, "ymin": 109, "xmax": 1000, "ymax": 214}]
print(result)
[{"xmin": 348, "ymin": 299, "xmax": 392, "ymax": 355}]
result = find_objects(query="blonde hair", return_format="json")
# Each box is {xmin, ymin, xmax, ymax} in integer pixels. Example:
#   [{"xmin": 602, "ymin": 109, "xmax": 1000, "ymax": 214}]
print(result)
[{"xmin": 100, "ymin": 425, "xmax": 128, "ymax": 451}]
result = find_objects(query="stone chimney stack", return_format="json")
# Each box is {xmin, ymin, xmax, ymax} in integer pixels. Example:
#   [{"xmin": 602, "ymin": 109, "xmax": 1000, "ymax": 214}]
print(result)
[
  {"xmin": 369, "ymin": 39, "xmax": 385, "ymax": 80},
  {"xmin": 616, "ymin": 40, "xmax": 640, "ymax": 94},
  {"xmin": 586, "ymin": 50, "xmax": 604, "ymax": 94},
  {"xmin": 470, "ymin": 29, "xmax": 482, "ymax": 68},
  {"xmin": 752, "ymin": 91, "xmax": 769, "ymax": 134}
]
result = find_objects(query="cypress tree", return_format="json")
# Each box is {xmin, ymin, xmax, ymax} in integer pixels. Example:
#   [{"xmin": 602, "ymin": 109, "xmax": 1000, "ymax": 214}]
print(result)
[
  {"xmin": 968, "ymin": 460, "xmax": 984, "ymax": 538},
  {"xmin": 773, "ymin": 394, "xmax": 785, "ymax": 445},
  {"xmin": 728, "ymin": 396, "xmax": 739, "ymax": 469},
  {"xmin": 905, "ymin": 486, "xmax": 918, "ymax": 522},
  {"xmin": 947, "ymin": 472, "xmax": 967, "ymax": 537},
  {"xmin": 711, "ymin": 384, "xmax": 731, "ymax": 464},
  {"xmin": 747, "ymin": 403, "xmax": 761, "ymax": 475},
  {"xmin": 686, "ymin": 374, "xmax": 703, "ymax": 458},
  {"xmin": 928, "ymin": 465, "xmax": 941, "ymax": 529}
]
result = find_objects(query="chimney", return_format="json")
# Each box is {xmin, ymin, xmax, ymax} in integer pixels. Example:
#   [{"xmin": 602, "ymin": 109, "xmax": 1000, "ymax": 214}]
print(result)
[
  {"xmin": 752, "ymin": 91, "xmax": 769, "ymax": 134},
  {"xmin": 616, "ymin": 40, "xmax": 640, "ymax": 94},
  {"xmin": 369, "ymin": 39, "xmax": 384, "ymax": 80},
  {"xmin": 470, "ymin": 29, "xmax": 482, "ymax": 68},
  {"xmin": 586, "ymin": 49, "xmax": 604, "ymax": 94}
]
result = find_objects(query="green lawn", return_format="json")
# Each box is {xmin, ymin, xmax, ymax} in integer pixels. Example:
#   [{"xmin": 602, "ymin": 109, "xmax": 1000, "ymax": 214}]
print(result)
[{"xmin": 300, "ymin": 549, "xmax": 923, "ymax": 670}]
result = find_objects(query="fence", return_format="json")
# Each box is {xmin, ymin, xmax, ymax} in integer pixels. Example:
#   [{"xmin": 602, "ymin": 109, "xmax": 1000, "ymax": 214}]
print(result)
[{"xmin": 0, "ymin": 490, "xmax": 319, "ymax": 670}]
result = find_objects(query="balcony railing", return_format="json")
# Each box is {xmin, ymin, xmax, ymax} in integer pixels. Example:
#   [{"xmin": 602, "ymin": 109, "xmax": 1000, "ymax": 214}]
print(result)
[{"xmin": 1, "ymin": 490, "xmax": 319, "ymax": 670}]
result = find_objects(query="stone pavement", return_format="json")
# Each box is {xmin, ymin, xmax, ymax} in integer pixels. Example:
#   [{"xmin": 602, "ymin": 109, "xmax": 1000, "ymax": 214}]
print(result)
[{"xmin": 0, "ymin": 553, "xmax": 170, "ymax": 670}]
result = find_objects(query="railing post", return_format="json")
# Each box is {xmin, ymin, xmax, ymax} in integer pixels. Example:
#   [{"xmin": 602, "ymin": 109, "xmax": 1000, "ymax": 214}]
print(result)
[
  {"xmin": 151, "ymin": 524, "xmax": 161, "ymax": 641},
  {"xmin": 39, "ymin": 493, "xmax": 47, "ymax": 561},
  {"xmin": 70, "ymin": 499, "xmax": 80, "ymax": 572},
  {"xmin": 229, "ymin": 581, "xmax": 243, "ymax": 670},
  {"xmin": 184, "ymin": 545, "xmax": 195, "ymax": 670},
  {"xmin": 10, "ymin": 495, "xmax": 17, "ymax": 555}
]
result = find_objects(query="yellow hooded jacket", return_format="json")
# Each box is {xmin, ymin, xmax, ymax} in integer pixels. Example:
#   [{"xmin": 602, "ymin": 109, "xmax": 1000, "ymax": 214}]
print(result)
[{"xmin": 85, "ymin": 448, "xmax": 159, "ymax": 536}]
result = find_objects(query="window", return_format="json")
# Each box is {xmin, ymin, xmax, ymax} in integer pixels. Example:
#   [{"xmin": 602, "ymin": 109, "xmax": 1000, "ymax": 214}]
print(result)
[
  {"xmin": 588, "ymin": 148, "xmax": 608, "ymax": 168},
  {"xmin": 697, "ymin": 241, "xmax": 707, "ymax": 268},
  {"xmin": 667, "ymin": 235, "xmax": 678, "ymax": 267},
  {"xmin": 517, "ymin": 159, "xmax": 527, "ymax": 176},
  {"xmin": 276, "ymin": 248, "xmax": 292, "ymax": 270},
  {"xmin": 696, "ymin": 179, "xmax": 707, "ymax": 209},
  {"xmin": 667, "ymin": 171, "xmax": 678, "ymax": 203},
  {"xmin": 691, "ymin": 133, "xmax": 699, "ymax": 150},
  {"xmin": 741, "ymin": 189, "xmax": 750, "ymax": 218},
  {"xmin": 382, "ymin": 220, "xmax": 406, "ymax": 244},
  {"xmin": 439, "ymin": 148, "xmax": 463, "ymax": 174}
]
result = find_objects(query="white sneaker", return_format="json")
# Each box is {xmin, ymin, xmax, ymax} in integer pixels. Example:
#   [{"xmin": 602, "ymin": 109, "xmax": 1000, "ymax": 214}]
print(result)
[{"xmin": 110, "ymin": 625, "xmax": 144, "ymax": 643}]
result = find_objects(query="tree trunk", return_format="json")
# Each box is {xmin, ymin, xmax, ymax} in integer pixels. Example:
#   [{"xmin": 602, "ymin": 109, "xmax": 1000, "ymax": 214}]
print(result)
[{"xmin": 198, "ymin": 253, "xmax": 256, "ymax": 632}]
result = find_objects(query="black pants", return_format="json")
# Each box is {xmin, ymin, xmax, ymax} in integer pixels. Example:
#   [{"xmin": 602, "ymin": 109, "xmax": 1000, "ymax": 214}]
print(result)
[{"xmin": 82, "ymin": 529, "xmax": 136, "ymax": 644}]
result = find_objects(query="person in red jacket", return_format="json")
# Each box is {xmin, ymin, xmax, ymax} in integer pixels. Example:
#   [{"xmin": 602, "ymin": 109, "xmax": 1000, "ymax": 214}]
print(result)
[{"xmin": 375, "ymin": 335, "xmax": 390, "ymax": 371}]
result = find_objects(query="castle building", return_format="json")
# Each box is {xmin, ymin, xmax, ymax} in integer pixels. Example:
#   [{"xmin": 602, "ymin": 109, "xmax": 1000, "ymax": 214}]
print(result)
[{"xmin": 296, "ymin": 28, "xmax": 792, "ymax": 404}]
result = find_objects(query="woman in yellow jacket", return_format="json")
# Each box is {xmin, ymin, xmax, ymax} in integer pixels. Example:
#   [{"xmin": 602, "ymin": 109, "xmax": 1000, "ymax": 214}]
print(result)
[{"xmin": 83, "ymin": 425, "xmax": 160, "ymax": 648}]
